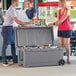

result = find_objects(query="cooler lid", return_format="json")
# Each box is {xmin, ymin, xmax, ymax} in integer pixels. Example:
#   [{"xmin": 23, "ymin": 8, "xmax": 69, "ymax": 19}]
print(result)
[{"xmin": 15, "ymin": 27, "xmax": 53, "ymax": 47}]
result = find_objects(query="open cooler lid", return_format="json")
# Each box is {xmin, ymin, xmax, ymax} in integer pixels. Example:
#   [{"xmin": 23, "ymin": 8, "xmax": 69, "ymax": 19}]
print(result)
[{"xmin": 15, "ymin": 27, "xmax": 53, "ymax": 47}]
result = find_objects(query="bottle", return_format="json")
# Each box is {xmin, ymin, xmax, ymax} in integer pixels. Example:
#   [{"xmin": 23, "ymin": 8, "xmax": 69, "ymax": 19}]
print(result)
[{"xmin": 39, "ymin": 20, "xmax": 42, "ymax": 26}]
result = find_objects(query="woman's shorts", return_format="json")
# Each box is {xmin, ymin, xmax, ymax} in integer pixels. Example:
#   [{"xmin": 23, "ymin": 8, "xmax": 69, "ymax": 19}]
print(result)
[{"xmin": 58, "ymin": 30, "xmax": 72, "ymax": 38}]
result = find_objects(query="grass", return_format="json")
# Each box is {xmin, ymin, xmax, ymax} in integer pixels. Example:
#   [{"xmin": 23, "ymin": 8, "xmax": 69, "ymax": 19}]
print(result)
[{"xmin": 70, "ymin": 9, "xmax": 76, "ymax": 18}]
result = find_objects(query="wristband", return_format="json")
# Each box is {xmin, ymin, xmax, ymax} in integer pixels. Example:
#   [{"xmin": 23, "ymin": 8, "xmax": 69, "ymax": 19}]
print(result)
[{"xmin": 53, "ymin": 22, "xmax": 55, "ymax": 25}]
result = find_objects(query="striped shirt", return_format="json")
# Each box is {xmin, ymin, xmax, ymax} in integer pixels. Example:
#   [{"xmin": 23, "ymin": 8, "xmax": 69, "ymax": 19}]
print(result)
[{"xmin": 3, "ymin": 6, "xmax": 17, "ymax": 26}]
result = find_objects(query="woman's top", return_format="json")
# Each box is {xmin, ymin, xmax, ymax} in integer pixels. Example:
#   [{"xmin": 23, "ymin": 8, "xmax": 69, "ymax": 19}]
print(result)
[{"xmin": 58, "ymin": 8, "xmax": 72, "ymax": 31}]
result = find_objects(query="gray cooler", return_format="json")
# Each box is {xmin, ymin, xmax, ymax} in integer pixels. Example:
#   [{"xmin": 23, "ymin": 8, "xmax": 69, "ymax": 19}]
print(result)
[{"xmin": 15, "ymin": 27, "xmax": 65, "ymax": 67}]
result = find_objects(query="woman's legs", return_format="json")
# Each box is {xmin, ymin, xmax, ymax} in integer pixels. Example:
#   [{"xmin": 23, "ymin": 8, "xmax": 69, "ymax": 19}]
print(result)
[
  {"xmin": 64, "ymin": 38, "xmax": 70, "ymax": 64},
  {"xmin": 58, "ymin": 37, "xmax": 64, "ymax": 48},
  {"xmin": 58, "ymin": 37, "xmax": 70, "ymax": 64}
]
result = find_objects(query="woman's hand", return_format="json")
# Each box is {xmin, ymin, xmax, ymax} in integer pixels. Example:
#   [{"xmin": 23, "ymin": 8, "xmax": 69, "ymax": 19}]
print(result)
[
  {"xmin": 48, "ymin": 23, "xmax": 53, "ymax": 27},
  {"xmin": 55, "ymin": 21, "xmax": 59, "ymax": 25}
]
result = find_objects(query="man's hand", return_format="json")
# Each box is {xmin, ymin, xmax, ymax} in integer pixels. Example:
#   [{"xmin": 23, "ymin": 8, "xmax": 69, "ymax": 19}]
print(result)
[
  {"xmin": 22, "ymin": 20, "xmax": 34, "ymax": 27},
  {"xmin": 27, "ymin": 20, "xmax": 34, "ymax": 24},
  {"xmin": 48, "ymin": 23, "xmax": 53, "ymax": 27},
  {"xmin": 13, "ymin": 17, "xmax": 33, "ymax": 26}
]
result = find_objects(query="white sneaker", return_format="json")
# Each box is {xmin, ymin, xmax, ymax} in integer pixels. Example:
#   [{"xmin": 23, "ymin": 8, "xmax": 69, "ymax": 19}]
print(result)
[{"xmin": 2, "ymin": 63, "xmax": 9, "ymax": 67}]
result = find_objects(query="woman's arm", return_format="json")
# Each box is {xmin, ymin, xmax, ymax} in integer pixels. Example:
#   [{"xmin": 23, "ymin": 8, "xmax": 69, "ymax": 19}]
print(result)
[
  {"xmin": 55, "ymin": 8, "xmax": 69, "ymax": 25},
  {"xmin": 48, "ymin": 8, "xmax": 69, "ymax": 27}
]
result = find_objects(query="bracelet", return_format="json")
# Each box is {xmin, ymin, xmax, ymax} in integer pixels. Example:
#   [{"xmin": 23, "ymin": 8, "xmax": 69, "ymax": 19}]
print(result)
[{"xmin": 53, "ymin": 22, "xmax": 55, "ymax": 25}]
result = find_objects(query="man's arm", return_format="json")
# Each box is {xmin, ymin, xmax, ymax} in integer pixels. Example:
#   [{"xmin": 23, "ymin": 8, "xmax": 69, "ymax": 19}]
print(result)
[
  {"xmin": 12, "ymin": 17, "xmax": 32, "ymax": 27},
  {"xmin": 9, "ymin": 8, "xmax": 32, "ymax": 27}
]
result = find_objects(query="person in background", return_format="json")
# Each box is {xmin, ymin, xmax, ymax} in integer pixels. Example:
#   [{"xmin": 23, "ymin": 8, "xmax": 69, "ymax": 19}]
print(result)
[
  {"xmin": 26, "ymin": 0, "xmax": 36, "ymax": 20},
  {"xmin": 0, "ymin": 0, "xmax": 4, "ymax": 25},
  {"xmin": 70, "ymin": 24, "xmax": 76, "ymax": 56},
  {"xmin": 48, "ymin": 0, "xmax": 72, "ymax": 64},
  {"xmin": 2, "ymin": 0, "xmax": 32, "ymax": 66}
]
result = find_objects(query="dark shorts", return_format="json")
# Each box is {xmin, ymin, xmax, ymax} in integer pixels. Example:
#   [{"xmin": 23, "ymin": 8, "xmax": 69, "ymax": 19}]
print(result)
[
  {"xmin": 58, "ymin": 30, "xmax": 72, "ymax": 38},
  {"xmin": 1, "ymin": 26, "xmax": 15, "ymax": 45}
]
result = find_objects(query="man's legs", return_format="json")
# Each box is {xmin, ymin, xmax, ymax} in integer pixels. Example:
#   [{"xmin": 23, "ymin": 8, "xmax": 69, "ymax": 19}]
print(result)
[
  {"xmin": 11, "ymin": 44, "xmax": 17, "ymax": 63},
  {"xmin": 2, "ymin": 42, "xmax": 8, "ymax": 63}
]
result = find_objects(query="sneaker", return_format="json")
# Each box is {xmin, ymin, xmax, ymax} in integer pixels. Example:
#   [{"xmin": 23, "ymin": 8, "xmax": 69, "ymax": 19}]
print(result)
[
  {"xmin": 13, "ymin": 61, "xmax": 18, "ymax": 64},
  {"xmin": 74, "ymin": 53, "xmax": 76, "ymax": 56},
  {"xmin": 2, "ymin": 62, "xmax": 9, "ymax": 67}
]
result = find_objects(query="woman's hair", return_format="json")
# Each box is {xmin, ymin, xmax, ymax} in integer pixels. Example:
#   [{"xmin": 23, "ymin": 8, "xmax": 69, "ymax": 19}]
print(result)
[{"xmin": 60, "ymin": 0, "xmax": 67, "ymax": 7}]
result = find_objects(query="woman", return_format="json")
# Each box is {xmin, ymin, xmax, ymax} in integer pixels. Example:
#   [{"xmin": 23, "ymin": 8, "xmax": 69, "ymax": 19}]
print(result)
[
  {"xmin": 48, "ymin": 0, "xmax": 72, "ymax": 64},
  {"xmin": 26, "ymin": 0, "xmax": 36, "ymax": 20}
]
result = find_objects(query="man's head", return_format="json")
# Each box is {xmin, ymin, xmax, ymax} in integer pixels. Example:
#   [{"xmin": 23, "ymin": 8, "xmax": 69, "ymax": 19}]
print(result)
[
  {"xmin": 12, "ymin": 0, "xmax": 19, "ymax": 7},
  {"xmin": 27, "ymin": 0, "xmax": 33, "ymax": 8}
]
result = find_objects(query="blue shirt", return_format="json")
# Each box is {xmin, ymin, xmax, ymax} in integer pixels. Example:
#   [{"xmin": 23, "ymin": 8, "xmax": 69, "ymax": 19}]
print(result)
[{"xmin": 26, "ymin": 7, "xmax": 36, "ymax": 19}]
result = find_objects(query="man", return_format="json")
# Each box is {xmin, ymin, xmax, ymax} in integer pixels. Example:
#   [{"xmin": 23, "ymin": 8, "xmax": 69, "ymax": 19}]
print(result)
[
  {"xmin": 0, "ymin": 0, "xmax": 4, "ymax": 25},
  {"xmin": 26, "ymin": 0, "xmax": 36, "ymax": 20},
  {"xmin": 2, "ymin": 0, "xmax": 32, "ymax": 66}
]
